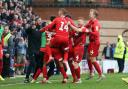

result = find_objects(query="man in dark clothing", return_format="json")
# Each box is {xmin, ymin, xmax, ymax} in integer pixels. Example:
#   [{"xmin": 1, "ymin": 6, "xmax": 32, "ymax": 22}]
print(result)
[
  {"xmin": 102, "ymin": 42, "xmax": 113, "ymax": 59},
  {"xmin": 24, "ymin": 22, "xmax": 42, "ymax": 83}
]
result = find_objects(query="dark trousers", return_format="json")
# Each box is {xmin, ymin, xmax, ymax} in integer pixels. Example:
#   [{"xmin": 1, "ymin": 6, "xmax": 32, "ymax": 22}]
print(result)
[
  {"xmin": 32, "ymin": 51, "xmax": 44, "ymax": 78},
  {"xmin": 116, "ymin": 58, "xmax": 125, "ymax": 73},
  {"xmin": 47, "ymin": 60, "xmax": 55, "ymax": 78},
  {"xmin": 25, "ymin": 52, "xmax": 39, "ymax": 79},
  {"xmin": 2, "ymin": 55, "xmax": 10, "ymax": 78},
  {"xmin": 33, "ymin": 52, "xmax": 56, "ymax": 79}
]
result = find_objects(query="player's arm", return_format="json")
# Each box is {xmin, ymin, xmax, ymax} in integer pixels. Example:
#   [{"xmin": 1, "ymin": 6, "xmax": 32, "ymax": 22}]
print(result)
[
  {"xmin": 69, "ymin": 22, "xmax": 88, "ymax": 33},
  {"xmin": 40, "ymin": 20, "xmax": 56, "ymax": 32},
  {"xmin": 84, "ymin": 20, "xmax": 92, "ymax": 28},
  {"xmin": 89, "ymin": 25, "xmax": 100, "ymax": 36}
]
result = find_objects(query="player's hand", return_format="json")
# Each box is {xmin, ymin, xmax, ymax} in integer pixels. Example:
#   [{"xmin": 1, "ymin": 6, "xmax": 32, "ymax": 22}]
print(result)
[
  {"xmin": 63, "ymin": 60, "xmax": 67, "ymax": 64},
  {"xmin": 67, "ymin": 21, "xmax": 71, "ymax": 26},
  {"xmin": 86, "ymin": 28, "xmax": 89, "ymax": 33},
  {"xmin": 39, "ymin": 27, "xmax": 45, "ymax": 32},
  {"xmin": 5, "ymin": 54, "xmax": 10, "ymax": 58}
]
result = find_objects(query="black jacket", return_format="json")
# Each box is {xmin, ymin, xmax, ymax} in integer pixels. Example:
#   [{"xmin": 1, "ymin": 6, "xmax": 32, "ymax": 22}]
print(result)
[
  {"xmin": 26, "ymin": 27, "xmax": 41, "ymax": 54},
  {"xmin": 25, "ymin": 22, "xmax": 46, "ymax": 55},
  {"xmin": 102, "ymin": 46, "xmax": 113, "ymax": 59}
]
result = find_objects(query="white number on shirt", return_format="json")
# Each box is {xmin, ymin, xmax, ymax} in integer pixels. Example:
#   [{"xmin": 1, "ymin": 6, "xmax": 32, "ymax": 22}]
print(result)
[{"xmin": 59, "ymin": 21, "xmax": 68, "ymax": 32}]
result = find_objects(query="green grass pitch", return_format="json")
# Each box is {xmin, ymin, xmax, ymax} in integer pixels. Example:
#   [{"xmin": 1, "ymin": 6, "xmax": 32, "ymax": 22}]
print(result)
[{"xmin": 0, "ymin": 74, "xmax": 128, "ymax": 89}]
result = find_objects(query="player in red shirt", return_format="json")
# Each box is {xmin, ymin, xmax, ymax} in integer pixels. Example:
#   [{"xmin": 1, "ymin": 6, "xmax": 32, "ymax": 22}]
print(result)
[
  {"xmin": 72, "ymin": 17, "xmax": 86, "ymax": 83},
  {"xmin": 64, "ymin": 15, "xmax": 77, "ymax": 83},
  {"xmin": 0, "ymin": 25, "xmax": 4, "ymax": 81},
  {"xmin": 40, "ymin": 8, "xmax": 69, "ymax": 83},
  {"xmin": 85, "ymin": 9, "xmax": 105, "ymax": 81},
  {"xmin": 69, "ymin": 9, "xmax": 105, "ymax": 81}
]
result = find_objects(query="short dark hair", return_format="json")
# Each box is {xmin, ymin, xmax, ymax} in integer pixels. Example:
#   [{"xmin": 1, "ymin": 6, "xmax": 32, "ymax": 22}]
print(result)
[
  {"xmin": 50, "ymin": 15, "xmax": 56, "ymax": 21},
  {"xmin": 65, "ymin": 14, "xmax": 72, "ymax": 19}
]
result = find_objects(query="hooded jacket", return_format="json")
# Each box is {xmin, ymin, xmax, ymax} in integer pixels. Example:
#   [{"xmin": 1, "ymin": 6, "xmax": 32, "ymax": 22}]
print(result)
[{"xmin": 114, "ymin": 35, "xmax": 125, "ymax": 59}]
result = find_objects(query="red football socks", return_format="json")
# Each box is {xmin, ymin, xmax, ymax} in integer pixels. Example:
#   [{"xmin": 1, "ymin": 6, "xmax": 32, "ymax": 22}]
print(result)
[
  {"xmin": 42, "ymin": 66, "xmax": 48, "ymax": 79},
  {"xmin": 75, "ymin": 66, "xmax": 81, "ymax": 79},
  {"xmin": 87, "ymin": 59, "xmax": 93, "ymax": 75},
  {"xmin": 64, "ymin": 52, "xmax": 68, "ymax": 61},
  {"xmin": 59, "ymin": 67, "xmax": 68, "ymax": 79},
  {"xmin": 69, "ymin": 63, "xmax": 76, "ymax": 80},
  {"xmin": 92, "ymin": 61, "xmax": 102, "ymax": 76},
  {"xmin": 33, "ymin": 68, "xmax": 41, "ymax": 80}
]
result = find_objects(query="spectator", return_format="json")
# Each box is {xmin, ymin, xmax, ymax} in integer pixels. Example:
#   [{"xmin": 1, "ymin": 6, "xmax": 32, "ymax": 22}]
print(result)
[
  {"xmin": 125, "ymin": 42, "xmax": 128, "ymax": 60},
  {"xmin": 111, "ymin": 43, "xmax": 116, "ymax": 59},
  {"xmin": 0, "ymin": 0, "xmax": 48, "ymax": 78},
  {"xmin": 114, "ymin": 35, "xmax": 125, "ymax": 73},
  {"xmin": 15, "ymin": 37, "xmax": 27, "ymax": 75},
  {"xmin": 102, "ymin": 42, "xmax": 113, "ymax": 60},
  {"xmin": 2, "ymin": 25, "xmax": 14, "ymax": 78},
  {"xmin": 24, "ymin": 20, "xmax": 42, "ymax": 83}
]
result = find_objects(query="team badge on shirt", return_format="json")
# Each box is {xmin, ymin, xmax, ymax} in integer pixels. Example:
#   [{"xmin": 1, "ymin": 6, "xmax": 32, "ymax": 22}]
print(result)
[{"xmin": 90, "ymin": 50, "xmax": 94, "ymax": 55}]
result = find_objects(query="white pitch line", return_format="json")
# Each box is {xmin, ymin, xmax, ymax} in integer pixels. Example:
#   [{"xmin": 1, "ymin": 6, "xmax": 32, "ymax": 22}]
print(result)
[
  {"xmin": 0, "ymin": 82, "xmax": 25, "ymax": 87},
  {"xmin": 0, "ymin": 79, "xmax": 72, "ymax": 87}
]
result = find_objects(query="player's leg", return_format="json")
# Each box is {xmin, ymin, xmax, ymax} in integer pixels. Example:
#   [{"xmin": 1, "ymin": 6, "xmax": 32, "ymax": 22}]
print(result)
[
  {"xmin": 87, "ymin": 44, "xmax": 94, "ymax": 79},
  {"xmin": 88, "ymin": 42, "xmax": 104, "ymax": 81},
  {"xmin": 68, "ymin": 44, "xmax": 77, "ymax": 82},
  {"xmin": 68, "ymin": 59, "xmax": 77, "ymax": 82},
  {"xmin": 86, "ymin": 57, "xmax": 94, "ymax": 80},
  {"xmin": 91, "ymin": 57, "xmax": 102, "ymax": 76},
  {"xmin": 42, "ymin": 51, "xmax": 54, "ymax": 84},
  {"xmin": 24, "ymin": 53, "xmax": 36, "ymax": 83},
  {"xmin": 41, "ymin": 54, "xmax": 50, "ymax": 83},
  {"xmin": 31, "ymin": 51, "xmax": 44, "ymax": 83},
  {"xmin": 0, "ymin": 44, "xmax": 4, "ymax": 81},
  {"xmin": 47, "ymin": 60, "xmax": 55, "ymax": 80},
  {"xmin": 53, "ymin": 48, "xmax": 68, "ymax": 83},
  {"xmin": 58, "ymin": 60, "xmax": 68, "ymax": 83},
  {"xmin": 73, "ymin": 46, "xmax": 84, "ymax": 83}
]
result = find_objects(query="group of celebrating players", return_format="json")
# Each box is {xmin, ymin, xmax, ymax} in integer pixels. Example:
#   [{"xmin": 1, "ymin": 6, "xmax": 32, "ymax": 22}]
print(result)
[{"xmin": 29, "ymin": 8, "xmax": 105, "ymax": 84}]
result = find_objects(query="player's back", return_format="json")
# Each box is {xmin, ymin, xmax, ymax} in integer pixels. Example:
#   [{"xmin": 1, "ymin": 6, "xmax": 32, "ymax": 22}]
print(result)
[{"xmin": 54, "ymin": 17, "xmax": 69, "ymax": 37}]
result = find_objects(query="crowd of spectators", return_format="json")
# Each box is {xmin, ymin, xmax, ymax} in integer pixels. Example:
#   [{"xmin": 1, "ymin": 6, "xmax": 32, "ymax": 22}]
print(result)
[{"xmin": 0, "ymin": 0, "xmax": 45, "ymax": 77}]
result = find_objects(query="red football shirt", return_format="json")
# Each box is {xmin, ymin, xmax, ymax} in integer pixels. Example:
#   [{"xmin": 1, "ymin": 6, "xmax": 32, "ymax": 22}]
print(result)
[
  {"xmin": 40, "ymin": 17, "xmax": 69, "ymax": 37},
  {"xmin": 73, "ymin": 25, "xmax": 86, "ymax": 46},
  {"xmin": 84, "ymin": 19, "xmax": 101, "ymax": 43}
]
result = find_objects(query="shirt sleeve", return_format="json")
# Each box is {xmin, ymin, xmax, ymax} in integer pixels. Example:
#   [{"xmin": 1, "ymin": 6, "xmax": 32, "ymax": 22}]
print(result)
[
  {"xmin": 40, "ymin": 19, "xmax": 56, "ymax": 32},
  {"xmin": 89, "ymin": 25, "xmax": 100, "ymax": 36},
  {"xmin": 84, "ymin": 20, "xmax": 92, "ymax": 28},
  {"xmin": 82, "ymin": 27, "xmax": 88, "ymax": 32}
]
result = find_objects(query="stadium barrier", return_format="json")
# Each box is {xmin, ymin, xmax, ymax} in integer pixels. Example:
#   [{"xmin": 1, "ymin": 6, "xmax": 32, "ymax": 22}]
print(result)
[{"xmin": 66, "ymin": 60, "xmax": 128, "ymax": 75}]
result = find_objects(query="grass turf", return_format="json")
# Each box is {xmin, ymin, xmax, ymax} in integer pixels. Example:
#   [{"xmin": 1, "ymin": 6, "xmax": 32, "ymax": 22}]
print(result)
[{"xmin": 0, "ymin": 73, "xmax": 128, "ymax": 89}]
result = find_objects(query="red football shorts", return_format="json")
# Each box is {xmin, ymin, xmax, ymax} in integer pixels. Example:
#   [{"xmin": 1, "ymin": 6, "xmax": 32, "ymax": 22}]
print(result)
[
  {"xmin": 88, "ymin": 42, "xmax": 100, "ymax": 57},
  {"xmin": 0, "ymin": 44, "xmax": 3, "ymax": 59},
  {"xmin": 50, "ymin": 35, "xmax": 69, "ymax": 51},
  {"xmin": 52, "ymin": 48, "xmax": 63, "ymax": 61},
  {"xmin": 73, "ymin": 45, "xmax": 84, "ymax": 63},
  {"xmin": 43, "ymin": 53, "xmax": 49, "ymax": 63}
]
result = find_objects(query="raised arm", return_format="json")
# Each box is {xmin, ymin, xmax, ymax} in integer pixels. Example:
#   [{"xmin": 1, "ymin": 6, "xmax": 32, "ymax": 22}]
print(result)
[
  {"xmin": 40, "ymin": 20, "xmax": 56, "ymax": 32},
  {"xmin": 69, "ymin": 22, "xmax": 89, "ymax": 33}
]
